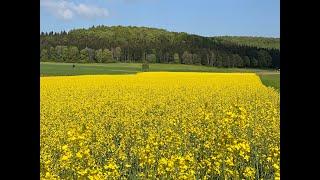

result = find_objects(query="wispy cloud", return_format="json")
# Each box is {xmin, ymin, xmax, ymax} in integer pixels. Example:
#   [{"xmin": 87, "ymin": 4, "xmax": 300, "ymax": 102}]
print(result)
[{"xmin": 41, "ymin": 0, "xmax": 109, "ymax": 20}]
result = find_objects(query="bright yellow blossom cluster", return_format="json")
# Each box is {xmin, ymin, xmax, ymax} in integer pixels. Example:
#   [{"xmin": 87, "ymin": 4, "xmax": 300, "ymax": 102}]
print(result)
[{"xmin": 40, "ymin": 72, "xmax": 280, "ymax": 179}]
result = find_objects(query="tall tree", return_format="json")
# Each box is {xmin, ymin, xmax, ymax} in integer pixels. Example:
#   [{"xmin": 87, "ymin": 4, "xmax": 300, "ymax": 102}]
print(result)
[
  {"xmin": 182, "ymin": 51, "xmax": 192, "ymax": 64},
  {"xmin": 80, "ymin": 49, "xmax": 89, "ymax": 63},
  {"xmin": 95, "ymin": 49, "xmax": 105, "ymax": 63},
  {"xmin": 192, "ymin": 54, "xmax": 201, "ymax": 65},
  {"xmin": 243, "ymin": 56, "xmax": 250, "ymax": 67},
  {"xmin": 68, "ymin": 46, "xmax": 80, "ymax": 63},
  {"xmin": 114, "ymin": 47, "xmax": 121, "ymax": 61},
  {"xmin": 209, "ymin": 51, "xmax": 215, "ymax": 66},
  {"xmin": 251, "ymin": 57, "xmax": 258, "ymax": 67},
  {"xmin": 173, "ymin": 53, "xmax": 180, "ymax": 64},
  {"xmin": 257, "ymin": 50, "xmax": 272, "ymax": 68},
  {"xmin": 232, "ymin": 54, "xmax": 243, "ymax": 67},
  {"xmin": 103, "ymin": 49, "xmax": 114, "ymax": 63},
  {"xmin": 55, "ymin": 46, "xmax": 63, "ymax": 62},
  {"xmin": 147, "ymin": 54, "xmax": 157, "ymax": 63},
  {"xmin": 40, "ymin": 49, "xmax": 48, "ymax": 61}
]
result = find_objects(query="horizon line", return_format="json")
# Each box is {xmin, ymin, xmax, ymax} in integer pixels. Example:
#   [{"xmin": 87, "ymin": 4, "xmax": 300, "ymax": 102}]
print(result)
[{"xmin": 40, "ymin": 25, "xmax": 280, "ymax": 39}]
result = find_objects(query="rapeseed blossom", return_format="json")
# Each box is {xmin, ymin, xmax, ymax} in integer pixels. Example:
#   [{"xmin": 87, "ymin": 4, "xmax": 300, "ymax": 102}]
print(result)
[{"xmin": 40, "ymin": 72, "xmax": 280, "ymax": 179}]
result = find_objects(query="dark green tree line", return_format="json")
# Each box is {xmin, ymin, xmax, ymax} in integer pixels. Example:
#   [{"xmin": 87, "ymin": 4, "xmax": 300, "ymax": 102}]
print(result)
[{"xmin": 40, "ymin": 26, "xmax": 280, "ymax": 68}]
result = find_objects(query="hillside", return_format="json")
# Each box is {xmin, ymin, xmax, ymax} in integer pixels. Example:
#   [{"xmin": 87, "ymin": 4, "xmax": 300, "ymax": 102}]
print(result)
[
  {"xmin": 40, "ymin": 26, "xmax": 280, "ymax": 68},
  {"xmin": 214, "ymin": 36, "xmax": 279, "ymax": 50}
]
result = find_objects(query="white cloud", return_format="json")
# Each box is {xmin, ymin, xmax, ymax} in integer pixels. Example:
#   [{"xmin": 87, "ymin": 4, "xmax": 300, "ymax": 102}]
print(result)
[
  {"xmin": 59, "ymin": 8, "xmax": 74, "ymax": 20},
  {"xmin": 41, "ymin": 0, "xmax": 109, "ymax": 20},
  {"xmin": 74, "ymin": 3, "xmax": 109, "ymax": 18}
]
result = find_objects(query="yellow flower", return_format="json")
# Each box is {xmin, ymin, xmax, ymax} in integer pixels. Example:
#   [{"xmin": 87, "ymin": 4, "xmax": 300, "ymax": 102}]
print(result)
[
  {"xmin": 40, "ymin": 73, "xmax": 279, "ymax": 179},
  {"xmin": 273, "ymin": 163, "xmax": 280, "ymax": 170},
  {"xmin": 62, "ymin": 145, "xmax": 68, "ymax": 151},
  {"xmin": 244, "ymin": 155, "xmax": 250, "ymax": 161},
  {"xmin": 76, "ymin": 152, "xmax": 83, "ymax": 158},
  {"xmin": 61, "ymin": 155, "xmax": 69, "ymax": 161},
  {"xmin": 243, "ymin": 167, "xmax": 255, "ymax": 178}
]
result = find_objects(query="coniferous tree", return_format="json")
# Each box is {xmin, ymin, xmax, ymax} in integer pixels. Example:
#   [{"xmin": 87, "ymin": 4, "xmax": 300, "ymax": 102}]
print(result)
[
  {"xmin": 243, "ymin": 56, "xmax": 250, "ymax": 67},
  {"xmin": 257, "ymin": 50, "xmax": 272, "ymax": 68},
  {"xmin": 251, "ymin": 57, "xmax": 258, "ymax": 67}
]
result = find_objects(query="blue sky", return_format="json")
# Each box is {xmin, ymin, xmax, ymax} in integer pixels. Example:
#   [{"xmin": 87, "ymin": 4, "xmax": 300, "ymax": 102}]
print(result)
[{"xmin": 40, "ymin": 0, "xmax": 280, "ymax": 37}]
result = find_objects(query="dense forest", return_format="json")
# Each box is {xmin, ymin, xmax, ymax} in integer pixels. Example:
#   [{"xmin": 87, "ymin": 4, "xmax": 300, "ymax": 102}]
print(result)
[
  {"xmin": 40, "ymin": 26, "xmax": 280, "ymax": 68},
  {"xmin": 214, "ymin": 36, "xmax": 280, "ymax": 50}
]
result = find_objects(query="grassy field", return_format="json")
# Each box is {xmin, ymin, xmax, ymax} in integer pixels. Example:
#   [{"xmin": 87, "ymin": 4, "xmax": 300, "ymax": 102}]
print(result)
[
  {"xmin": 40, "ymin": 62, "xmax": 279, "ymax": 90},
  {"xmin": 258, "ymin": 74, "xmax": 280, "ymax": 91}
]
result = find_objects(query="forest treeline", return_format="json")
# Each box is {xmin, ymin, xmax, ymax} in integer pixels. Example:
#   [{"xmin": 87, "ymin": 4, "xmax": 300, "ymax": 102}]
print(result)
[
  {"xmin": 214, "ymin": 36, "xmax": 280, "ymax": 50},
  {"xmin": 40, "ymin": 26, "xmax": 280, "ymax": 68}
]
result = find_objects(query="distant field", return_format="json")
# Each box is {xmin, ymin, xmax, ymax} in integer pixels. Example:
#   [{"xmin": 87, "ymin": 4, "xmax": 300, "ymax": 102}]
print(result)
[
  {"xmin": 41, "ymin": 62, "xmax": 140, "ymax": 76},
  {"xmin": 40, "ymin": 62, "xmax": 275, "ymax": 75},
  {"xmin": 40, "ymin": 62, "xmax": 279, "ymax": 90},
  {"xmin": 258, "ymin": 74, "xmax": 280, "ymax": 90}
]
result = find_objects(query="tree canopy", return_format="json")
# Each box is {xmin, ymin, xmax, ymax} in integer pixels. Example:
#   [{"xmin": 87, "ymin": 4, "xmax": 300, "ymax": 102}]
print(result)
[{"xmin": 40, "ymin": 25, "xmax": 280, "ymax": 68}]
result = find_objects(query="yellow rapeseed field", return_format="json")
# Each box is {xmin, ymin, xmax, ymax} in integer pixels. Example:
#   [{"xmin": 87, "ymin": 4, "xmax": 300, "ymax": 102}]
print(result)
[{"xmin": 40, "ymin": 72, "xmax": 280, "ymax": 180}]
